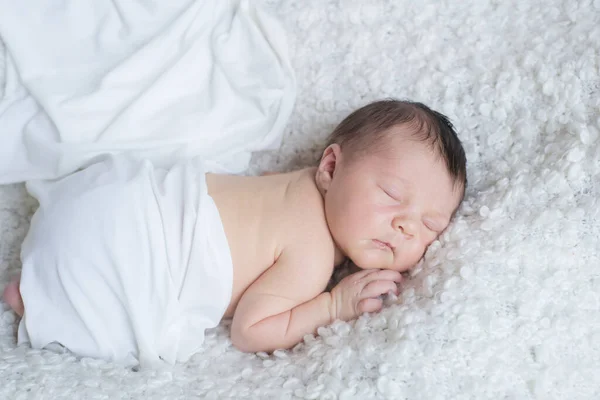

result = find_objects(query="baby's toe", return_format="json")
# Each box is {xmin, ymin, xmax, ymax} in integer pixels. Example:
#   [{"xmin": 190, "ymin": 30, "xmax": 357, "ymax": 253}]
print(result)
[{"xmin": 2, "ymin": 279, "xmax": 24, "ymax": 316}]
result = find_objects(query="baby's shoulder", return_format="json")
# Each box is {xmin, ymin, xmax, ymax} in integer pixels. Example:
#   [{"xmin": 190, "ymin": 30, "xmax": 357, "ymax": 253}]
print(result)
[{"xmin": 278, "ymin": 168, "xmax": 335, "ymax": 263}]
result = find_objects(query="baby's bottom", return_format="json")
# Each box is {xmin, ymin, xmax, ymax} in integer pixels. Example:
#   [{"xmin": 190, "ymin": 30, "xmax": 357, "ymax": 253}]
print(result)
[
  {"xmin": 15, "ymin": 155, "xmax": 233, "ymax": 366},
  {"xmin": 2, "ymin": 277, "xmax": 24, "ymax": 316}
]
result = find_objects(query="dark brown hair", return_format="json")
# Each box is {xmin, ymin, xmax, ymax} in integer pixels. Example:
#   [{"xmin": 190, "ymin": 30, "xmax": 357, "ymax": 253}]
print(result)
[{"xmin": 325, "ymin": 99, "xmax": 467, "ymax": 192}]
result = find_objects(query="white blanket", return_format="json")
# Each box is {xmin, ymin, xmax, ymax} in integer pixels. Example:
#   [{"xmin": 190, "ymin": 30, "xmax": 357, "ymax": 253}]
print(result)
[
  {"xmin": 1, "ymin": 0, "xmax": 600, "ymax": 399},
  {"xmin": 0, "ymin": 0, "xmax": 295, "ymax": 183},
  {"xmin": 19, "ymin": 155, "xmax": 233, "ymax": 367}
]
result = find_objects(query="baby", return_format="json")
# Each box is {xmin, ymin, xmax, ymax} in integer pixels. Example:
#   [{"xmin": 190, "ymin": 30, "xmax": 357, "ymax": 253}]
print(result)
[{"xmin": 3, "ymin": 99, "xmax": 467, "ymax": 365}]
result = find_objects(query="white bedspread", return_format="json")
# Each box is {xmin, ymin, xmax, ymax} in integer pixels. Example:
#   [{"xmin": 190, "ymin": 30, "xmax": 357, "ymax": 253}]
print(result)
[
  {"xmin": 0, "ymin": 0, "xmax": 295, "ymax": 183},
  {"xmin": 2, "ymin": 0, "xmax": 599, "ymax": 399}
]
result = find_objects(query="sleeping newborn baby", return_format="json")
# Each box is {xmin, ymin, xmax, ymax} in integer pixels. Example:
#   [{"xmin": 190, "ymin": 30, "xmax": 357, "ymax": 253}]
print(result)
[{"xmin": 3, "ymin": 99, "xmax": 467, "ymax": 366}]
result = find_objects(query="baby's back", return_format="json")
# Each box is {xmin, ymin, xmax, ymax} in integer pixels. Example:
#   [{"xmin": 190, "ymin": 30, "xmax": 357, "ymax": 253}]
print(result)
[{"xmin": 206, "ymin": 168, "xmax": 336, "ymax": 318}]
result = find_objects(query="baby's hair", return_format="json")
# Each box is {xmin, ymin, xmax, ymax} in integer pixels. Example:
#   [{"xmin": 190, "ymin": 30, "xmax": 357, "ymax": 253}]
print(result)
[{"xmin": 325, "ymin": 99, "xmax": 467, "ymax": 192}]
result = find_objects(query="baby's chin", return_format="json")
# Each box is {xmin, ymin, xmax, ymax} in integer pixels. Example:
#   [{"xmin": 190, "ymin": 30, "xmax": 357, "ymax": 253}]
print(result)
[
  {"xmin": 347, "ymin": 246, "xmax": 418, "ymax": 272},
  {"xmin": 348, "ymin": 247, "xmax": 397, "ymax": 271}
]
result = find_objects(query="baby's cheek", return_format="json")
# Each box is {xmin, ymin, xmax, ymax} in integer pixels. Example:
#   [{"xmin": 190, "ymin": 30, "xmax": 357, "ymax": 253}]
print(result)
[{"xmin": 397, "ymin": 246, "xmax": 425, "ymax": 271}]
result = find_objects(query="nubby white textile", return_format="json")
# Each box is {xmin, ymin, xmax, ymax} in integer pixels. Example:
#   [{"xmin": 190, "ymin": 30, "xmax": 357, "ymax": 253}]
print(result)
[
  {"xmin": 18, "ymin": 156, "xmax": 232, "ymax": 367},
  {"xmin": 0, "ymin": 0, "xmax": 295, "ymax": 183},
  {"xmin": 2, "ymin": 0, "xmax": 599, "ymax": 399}
]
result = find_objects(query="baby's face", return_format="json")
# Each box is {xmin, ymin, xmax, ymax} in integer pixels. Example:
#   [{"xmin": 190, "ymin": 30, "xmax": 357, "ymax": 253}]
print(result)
[{"xmin": 322, "ymin": 129, "xmax": 463, "ymax": 272}]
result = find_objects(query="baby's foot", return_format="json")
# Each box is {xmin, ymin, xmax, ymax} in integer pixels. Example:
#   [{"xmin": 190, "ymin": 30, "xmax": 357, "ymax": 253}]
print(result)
[{"xmin": 2, "ymin": 277, "xmax": 24, "ymax": 316}]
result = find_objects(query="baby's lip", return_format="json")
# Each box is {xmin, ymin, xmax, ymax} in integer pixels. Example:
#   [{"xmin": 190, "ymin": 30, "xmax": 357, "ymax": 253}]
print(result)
[{"xmin": 373, "ymin": 239, "xmax": 395, "ymax": 250}]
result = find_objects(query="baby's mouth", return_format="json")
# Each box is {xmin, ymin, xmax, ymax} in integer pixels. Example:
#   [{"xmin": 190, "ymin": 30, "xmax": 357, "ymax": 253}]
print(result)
[{"xmin": 373, "ymin": 239, "xmax": 394, "ymax": 251}]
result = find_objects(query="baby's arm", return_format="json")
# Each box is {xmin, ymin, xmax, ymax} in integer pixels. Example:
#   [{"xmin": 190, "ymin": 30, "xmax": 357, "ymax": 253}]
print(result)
[
  {"xmin": 230, "ymin": 249, "xmax": 403, "ymax": 353},
  {"xmin": 230, "ymin": 248, "xmax": 333, "ymax": 353}
]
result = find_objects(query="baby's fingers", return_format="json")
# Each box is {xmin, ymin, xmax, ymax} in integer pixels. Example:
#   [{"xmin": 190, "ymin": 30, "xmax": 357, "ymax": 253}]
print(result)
[
  {"xmin": 361, "ymin": 279, "xmax": 399, "ymax": 299},
  {"xmin": 364, "ymin": 269, "xmax": 402, "ymax": 284},
  {"xmin": 358, "ymin": 297, "xmax": 383, "ymax": 313}
]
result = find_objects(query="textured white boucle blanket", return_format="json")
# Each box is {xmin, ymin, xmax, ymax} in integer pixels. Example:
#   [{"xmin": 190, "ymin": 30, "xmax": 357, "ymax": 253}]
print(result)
[{"xmin": 1, "ymin": 0, "xmax": 599, "ymax": 399}]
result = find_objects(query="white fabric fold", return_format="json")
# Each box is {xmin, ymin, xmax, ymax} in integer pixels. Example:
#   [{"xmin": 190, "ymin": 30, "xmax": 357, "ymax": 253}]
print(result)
[{"xmin": 0, "ymin": 0, "xmax": 295, "ymax": 183}]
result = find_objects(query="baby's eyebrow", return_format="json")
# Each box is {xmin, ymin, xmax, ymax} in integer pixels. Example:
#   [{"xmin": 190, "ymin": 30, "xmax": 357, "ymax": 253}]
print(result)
[
  {"xmin": 391, "ymin": 176, "xmax": 411, "ymax": 188},
  {"xmin": 378, "ymin": 170, "xmax": 408, "ymax": 185},
  {"xmin": 423, "ymin": 212, "xmax": 451, "ymax": 225}
]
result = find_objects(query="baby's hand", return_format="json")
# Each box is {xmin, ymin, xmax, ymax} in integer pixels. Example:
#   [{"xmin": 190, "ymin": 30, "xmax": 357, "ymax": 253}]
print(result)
[{"xmin": 329, "ymin": 269, "xmax": 402, "ymax": 321}]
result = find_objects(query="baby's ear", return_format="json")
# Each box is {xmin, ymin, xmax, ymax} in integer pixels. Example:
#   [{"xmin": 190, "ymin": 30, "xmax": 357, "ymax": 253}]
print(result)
[{"xmin": 316, "ymin": 144, "xmax": 341, "ymax": 193}]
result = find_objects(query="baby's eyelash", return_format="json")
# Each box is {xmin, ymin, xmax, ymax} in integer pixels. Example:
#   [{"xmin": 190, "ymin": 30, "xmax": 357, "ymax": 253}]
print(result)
[
  {"xmin": 423, "ymin": 221, "xmax": 439, "ymax": 233},
  {"xmin": 382, "ymin": 188, "xmax": 400, "ymax": 201}
]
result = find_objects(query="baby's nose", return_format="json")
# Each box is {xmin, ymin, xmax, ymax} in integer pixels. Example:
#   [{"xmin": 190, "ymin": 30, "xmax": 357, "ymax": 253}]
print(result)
[{"xmin": 393, "ymin": 217, "xmax": 416, "ymax": 237}]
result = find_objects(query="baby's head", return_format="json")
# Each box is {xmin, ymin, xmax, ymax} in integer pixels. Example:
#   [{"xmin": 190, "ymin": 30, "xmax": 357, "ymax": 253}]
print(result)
[{"xmin": 315, "ymin": 99, "xmax": 467, "ymax": 272}]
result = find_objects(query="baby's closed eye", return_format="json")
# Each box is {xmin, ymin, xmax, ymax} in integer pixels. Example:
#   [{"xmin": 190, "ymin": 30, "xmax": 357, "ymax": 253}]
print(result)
[
  {"xmin": 380, "ymin": 186, "xmax": 402, "ymax": 203},
  {"xmin": 422, "ymin": 219, "xmax": 441, "ymax": 233}
]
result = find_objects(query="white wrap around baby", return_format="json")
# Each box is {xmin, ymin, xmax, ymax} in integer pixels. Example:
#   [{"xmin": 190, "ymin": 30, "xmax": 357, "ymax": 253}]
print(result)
[{"xmin": 17, "ymin": 156, "xmax": 233, "ymax": 367}]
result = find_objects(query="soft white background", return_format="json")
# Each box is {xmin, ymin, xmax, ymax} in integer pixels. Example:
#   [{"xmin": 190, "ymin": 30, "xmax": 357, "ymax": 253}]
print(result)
[{"xmin": 1, "ymin": 0, "xmax": 599, "ymax": 399}]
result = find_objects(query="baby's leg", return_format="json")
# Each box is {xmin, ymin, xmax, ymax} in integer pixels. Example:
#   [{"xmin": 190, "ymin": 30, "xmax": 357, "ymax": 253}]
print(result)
[{"xmin": 2, "ymin": 276, "xmax": 24, "ymax": 316}]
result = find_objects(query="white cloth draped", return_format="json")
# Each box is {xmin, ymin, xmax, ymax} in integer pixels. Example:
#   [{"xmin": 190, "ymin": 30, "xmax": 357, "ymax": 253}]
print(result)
[
  {"xmin": 19, "ymin": 155, "xmax": 233, "ymax": 366},
  {"xmin": 0, "ymin": 0, "xmax": 296, "ymax": 183}
]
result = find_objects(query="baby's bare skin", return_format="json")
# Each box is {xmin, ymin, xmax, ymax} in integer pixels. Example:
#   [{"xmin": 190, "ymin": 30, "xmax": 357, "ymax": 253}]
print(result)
[
  {"xmin": 206, "ymin": 167, "xmax": 340, "ymax": 320},
  {"xmin": 204, "ymin": 125, "xmax": 463, "ymax": 352}
]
